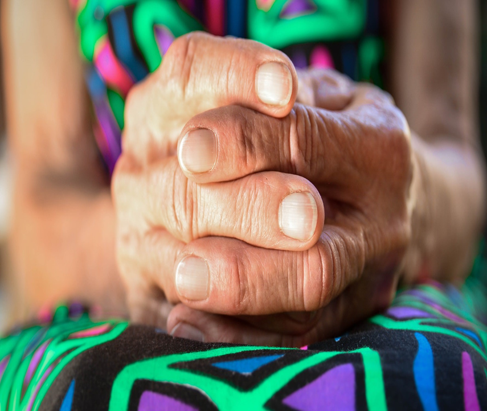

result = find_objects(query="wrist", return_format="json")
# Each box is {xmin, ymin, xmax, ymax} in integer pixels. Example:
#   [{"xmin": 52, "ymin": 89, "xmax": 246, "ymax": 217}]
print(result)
[{"xmin": 402, "ymin": 135, "xmax": 486, "ymax": 285}]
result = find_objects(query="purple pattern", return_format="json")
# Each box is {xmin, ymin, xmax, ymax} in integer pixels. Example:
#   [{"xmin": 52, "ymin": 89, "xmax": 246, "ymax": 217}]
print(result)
[
  {"xmin": 154, "ymin": 25, "xmax": 174, "ymax": 55},
  {"xmin": 283, "ymin": 363, "xmax": 355, "ymax": 411},
  {"xmin": 462, "ymin": 352, "xmax": 480, "ymax": 411},
  {"xmin": 94, "ymin": 99, "xmax": 122, "ymax": 174},
  {"xmin": 25, "ymin": 341, "xmax": 49, "ymax": 385},
  {"xmin": 404, "ymin": 290, "xmax": 467, "ymax": 323},
  {"xmin": 138, "ymin": 391, "xmax": 198, "ymax": 411},
  {"xmin": 281, "ymin": 0, "xmax": 316, "ymax": 18},
  {"xmin": 387, "ymin": 307, "xmax": 435, "ymax": 319},
  {"xmin": 291, "ymin": 49, "xmax": 308, "ymax": 69}
]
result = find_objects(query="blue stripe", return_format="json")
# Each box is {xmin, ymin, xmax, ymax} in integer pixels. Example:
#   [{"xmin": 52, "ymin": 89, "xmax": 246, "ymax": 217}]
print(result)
[
  {"xmin": 455, "ymin": 327, "xmax": 483, "ymax": 349},
  {"xmin": 86, "ymin": 67, "xmax": 106, "ymax": 99},
  {"xmin": 212, "ymin": 354, "xmax": 283, "ymax": 374},
  {"xmin": 110, "ymin": 9, "xmax": 148, "ymax": 81},
  {"xmin": 226, "ymin": 0, "xmax": 246, "ymax": 38},
  {"xmin": 413, "ymin": 333, "xmax": 439, "ymax": 411},
  {"xmin": 60, "ymin": 380, "xmax": 75, "ymax": 411}
]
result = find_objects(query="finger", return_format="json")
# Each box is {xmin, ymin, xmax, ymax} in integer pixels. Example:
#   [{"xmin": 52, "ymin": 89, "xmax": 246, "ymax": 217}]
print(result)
[
  {"xmin": 123, "ymin": 32, "xmax": 299, "ymax": 162},
  {"xmin": 118, "ymin": 156, "xmax": 325, "ymax": 250},
  {"xmin": 177, "ymin": 87, "xmax": 407, "ymax": 189},
  {"xmin": 171, "ymin": 227, "xmax": 365, "ymax": 315},
  {"xmin": 176, "ymin": 104, "xmax": 348, "ymax": 185},
  {"xmin": 116, "ymin": 226, "xmax": 183, "ymax": 329},
  {"xmin": 167, "ymin": 270, "xmax": 397, "ymax": 347},
  {"xmin": 167, "ymin": 304, "xmax": 312, "ymax": 347},
  {"xmin": 296, "ymin": 68, "xmax": 354, "ymax": 110},
  {"xmin": 113, "ymin": 158, "xmax": 185, "ymax": 304},
  {"xmin": 161, "ymin": 32, "xmax": 298, "ymax": 116},
  {"xmin": 129, "ymin": 291, "xmax": 174, "ymax": 331}
]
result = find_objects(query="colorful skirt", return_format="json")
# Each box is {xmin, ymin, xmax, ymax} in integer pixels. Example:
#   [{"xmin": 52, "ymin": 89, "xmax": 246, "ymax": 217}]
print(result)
[{"xmin": 1, "ymin": 247, "xmax": 487, "ymax": 410}]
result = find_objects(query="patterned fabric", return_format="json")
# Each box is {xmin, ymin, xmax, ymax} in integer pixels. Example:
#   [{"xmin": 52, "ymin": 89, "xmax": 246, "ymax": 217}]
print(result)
[
  {"xmin": 71, "ymin": 0, "xmax": 384, "ymax": 173},
  {"xmin": 2, "ymin": 1, "xmax": 482, "ymax": 409},
  {"xmin": 0, "ymin": 251, "xmax": 486, "ymax": 410}
]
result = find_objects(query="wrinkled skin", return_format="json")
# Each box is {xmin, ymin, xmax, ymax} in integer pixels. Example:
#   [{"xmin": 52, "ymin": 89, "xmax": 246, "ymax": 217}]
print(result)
[
  {"xmin": 5, "ymin": 0, "xmax": 483, "ymax": 341},
  {"xmin": 113, "ymin": 32, "xmax": 414, "ymax": 346}
]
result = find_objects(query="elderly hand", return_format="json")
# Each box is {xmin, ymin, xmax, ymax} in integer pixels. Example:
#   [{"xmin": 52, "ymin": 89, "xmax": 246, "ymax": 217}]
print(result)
[
  {"xmin": 113, "ymin": 32, "xmax": 308, "ymax": 327},
  {"xmin": 113, "ymin": 33, "xmax": 413, "ymax": 346},
  {"xmin": 164, "ymin": 74, "xmax": 414, "ymax": 347}
]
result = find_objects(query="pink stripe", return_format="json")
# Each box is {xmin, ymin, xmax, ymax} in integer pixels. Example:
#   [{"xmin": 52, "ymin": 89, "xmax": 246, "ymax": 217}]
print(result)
[
  {"xmin": 462, "ymin": 352, "xmax": 480, "ymax": 411},
  {"xmin": 69, "ymin": 0, "xmax": 82, "ymax": 9},
  {"xmin": 205, "ymin": 0, "xmax": 225, "ymax": 36},
  {"xmin": 310, "ymin": 45, "xmax": 334, "ymax": 69},
  {"xmin": 70, "ymin": 0, "xmax": 87, "ymax": 12},
  {"xmin": 256, "ymin": 0, "xmax": 276, "ymax": 11},
  {"xmin": 37, "ymin": 306, "xmax": 53, "ymax": 324},
  {"xmin": 300, "ymin": 345, "xmax": 308, "ymax": 350},
  {"xmin": 70, "ymin": 323, "xmax": 110, "ymax": 338},
  {"xmin": 94, "ymin": 38, "xmax": 134, "ymax": 97}
]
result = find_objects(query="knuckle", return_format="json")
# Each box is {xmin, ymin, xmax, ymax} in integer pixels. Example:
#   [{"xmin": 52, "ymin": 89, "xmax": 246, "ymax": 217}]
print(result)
[
  {"xmin": 161, "ymin": 32, "xmax": 204, "ymax": 94},
  {"xmin": 163, "ymin": 163, "xmax": 196, "ymax": 243},
  {"xmin": 383, "ymin": 110, "xmax": 413, "ymax": 186},
  {"xmin": 225, "ymin": 252, "xmax": 251, "ymax": 315},
  {"xmin": 302, "ymin": 243, "xmax": 334, "ymax": 311},
  {"xmin": 235, "ymin": 177, "xmax": 265, "ymax": 240},
  {"xmin": 304, "ymin": 231, "xmax": 363, "ymax": 311},
  {"xmin": 234, "ymin": 107, "xmax": 259, "ymax": 170},
  {"xmin": 115, "ymin": 229, "xmax": 142, "ymax": 274},
  {"xmin": 125, "ymin": 83, "xmax": 142, "ymax": 120},
  {"xmin": 111, "ymin": 156, "xmax": 133, "ymax": 198},
  {"xmin": 289, "ymin": 105, "xmax": 325, "ymax": 176}
]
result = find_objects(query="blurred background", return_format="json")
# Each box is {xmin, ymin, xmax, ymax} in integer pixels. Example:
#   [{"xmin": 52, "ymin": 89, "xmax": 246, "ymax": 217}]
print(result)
[
  {"xmin": 0, "ymin": 0, "xmax": 12, "ymax": 328},
  {"xmin": 0, "ymin": 2, "xmax": 486, "ymax": 329}
]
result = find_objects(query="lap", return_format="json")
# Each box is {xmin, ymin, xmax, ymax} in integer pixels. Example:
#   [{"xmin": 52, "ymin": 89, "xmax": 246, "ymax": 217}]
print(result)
[{"xmin": 1, "ymin": 276, "xmax": 487, "ymax": 410}]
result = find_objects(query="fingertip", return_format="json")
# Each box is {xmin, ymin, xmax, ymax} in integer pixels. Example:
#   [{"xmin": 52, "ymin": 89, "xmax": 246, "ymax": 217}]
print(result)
[
  {"xmin": 256, "ymin": 62, "xmax": 293, "ymax": 106},
  {"xmin": 177, "ymin": 128, "xmax": 218, "ymax": 176},
  {"xmin": 278, "ymin": 184, "xmax": 325, "ymax": 249},
  {"xmin": 255, "ymin": 59, "xmax": 298, "ymax": 116},
  {"xmin": 279, "ymin": 192, "xmax": 319, "ymax": 242}
]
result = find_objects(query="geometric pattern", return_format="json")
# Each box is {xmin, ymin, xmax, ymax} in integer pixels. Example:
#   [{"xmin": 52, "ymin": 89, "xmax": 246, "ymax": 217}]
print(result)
[
  {"xmin": 211, "ymin": 354, "xmax": 283, "ymax": 374},
  {"xmin": 1, "ymin": 260, "xmax": 487, "ymax": 411},
  {"xmin": 1, "ymin": 1, "xmax": 485, "ymax": 409},
  {"xmin": 282, "ymin": 363, "xmax": 355, "ymax": 411}
]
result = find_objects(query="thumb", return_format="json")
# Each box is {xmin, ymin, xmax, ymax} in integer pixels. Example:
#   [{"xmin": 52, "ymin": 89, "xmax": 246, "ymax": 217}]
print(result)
[
  {"xmin": 123, "ymin": 32, "xmax": 298, "ymax": 163},
  {"xmin": 159, "ymin": 31, "xmax": 298, "ymax": 117}
]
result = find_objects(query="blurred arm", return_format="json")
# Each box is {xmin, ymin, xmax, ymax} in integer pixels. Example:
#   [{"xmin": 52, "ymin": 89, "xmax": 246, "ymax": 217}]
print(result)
[
  {"xmin": 2, "ymin": 0, "xmax": 125, "ymax": 317},
  {"xmin": 391, "ymin": 0, "xmax": 486, "ymax": 282}
]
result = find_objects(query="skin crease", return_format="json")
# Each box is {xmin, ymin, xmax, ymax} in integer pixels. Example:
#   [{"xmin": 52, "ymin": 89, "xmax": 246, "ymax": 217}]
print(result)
[{"xmin": 3, "ymin": 0, "xmax": 486, "ymax": 346}]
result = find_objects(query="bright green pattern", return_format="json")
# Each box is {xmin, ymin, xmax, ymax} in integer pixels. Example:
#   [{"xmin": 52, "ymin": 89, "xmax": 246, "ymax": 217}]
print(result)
[
  {"xmin": 109, "ymin": 346, "xmax": 386, "ymax": 410},
  {"xmin": 248, "ymin": 0, "xmax": 367, "ymax": 49},
  {"xmin": 0, "ymin": 309, "xmax": 127, "ymax": 411}
]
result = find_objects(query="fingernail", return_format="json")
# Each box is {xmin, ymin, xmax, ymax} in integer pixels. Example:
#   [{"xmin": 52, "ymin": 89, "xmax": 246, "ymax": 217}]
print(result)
[
  {"xmin": 171, "ymin": 322, "xmax": 205, "ymax": 342},
  {"xmin": 279, "ymin": 192, "xmax": 318, "ymax": 241},
  {"xmin": 256, "ymin": 62, "xmax": 292, "ymax": 106},
  {"xmin": 178, "ymin": 129, "xmax": 217, "ymax": 174},
  {"xmin": 176, "ymin": 256, "xmax": 209, "ymax": 300}
]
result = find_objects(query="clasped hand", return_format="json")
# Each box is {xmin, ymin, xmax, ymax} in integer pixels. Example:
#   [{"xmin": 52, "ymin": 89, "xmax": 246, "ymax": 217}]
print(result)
[{"xmin": 112, "ymin": 32, "xmax": 413, "ymax": 347}]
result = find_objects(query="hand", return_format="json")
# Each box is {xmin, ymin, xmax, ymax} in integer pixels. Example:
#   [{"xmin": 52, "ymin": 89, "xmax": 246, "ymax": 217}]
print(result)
[
  {"xmin": 164, "ymin": 74, "xmax": 413, "ymax": 347},
  {"xmin": 113, "ymin": 32, "xmax": 310, "ymax": 327}
]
